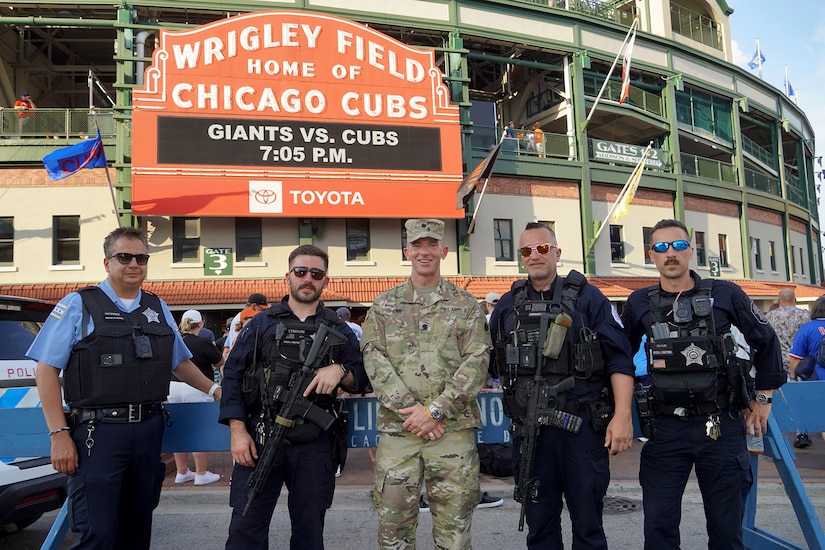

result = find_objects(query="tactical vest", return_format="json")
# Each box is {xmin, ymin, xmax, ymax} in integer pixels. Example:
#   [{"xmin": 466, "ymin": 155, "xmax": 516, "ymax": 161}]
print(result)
[
  {"xmin": 496, "ymin": 272, "xmax": 606, "ymax": 426},
  {"xmin": 499, "ymin": 271, "xmax": 602, "ymax": 381},
  {"xmin": 247, "ymin": 305, "xmax": 343, "ymax": 412},
  {"xmin": 63, "ymin": 286, "xmax": 174, "ymax": 407},
  {"xmin": 645, "ymin": 279, "xmax": 725, "ymax": 412}
]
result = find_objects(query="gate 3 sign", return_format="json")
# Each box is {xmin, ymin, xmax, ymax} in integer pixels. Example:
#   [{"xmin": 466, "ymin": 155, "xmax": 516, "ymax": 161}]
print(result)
[{"xmin": 132, "ymin": 11, "xmax": 463, "ymax": 218}]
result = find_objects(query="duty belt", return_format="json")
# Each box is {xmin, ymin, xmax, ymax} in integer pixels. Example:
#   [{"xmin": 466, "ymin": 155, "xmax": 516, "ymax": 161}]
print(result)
[
  {"xmin": 654, "ymin": 394, "xmax": 728, "ymax": 418},
  {"xmin": 70, "ymin": 403, "xmax": 163, "ymax": 424}
]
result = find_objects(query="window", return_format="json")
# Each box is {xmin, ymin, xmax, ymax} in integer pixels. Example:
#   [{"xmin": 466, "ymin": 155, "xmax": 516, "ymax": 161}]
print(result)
[
  {"xmin": 799, "ymin": 247, "xmax": 805, "ymax": 275},
  {"xmin": 346, "ymin": 219, "xmax": 370, "ymax": 261},
  {"xmin": 769, "ymin": 241, "xmax": 777, "ymax": 271},
  {"xmin": 791, "ymin": 246, "xmax": 796, "ymax": 274},
  {"xmin": 0, "ymin": 217, "xmax": 12, "ymax": 265},
  {"xmin": 494, "ymin": 219, "xmax": 513, "ymax": 261},
  {"xmin": 610, "ymin": 225, "xmax": 625, "ymax": 263},
  {"xmin": 718, "ymin": 234, "xmax": 728, "ymax": 268},
  {"xmin": 173, "ymin": 217, "xmax": 200, "ymax": 263},
  {"xmin": 642, "ymin": 227, "xmax": 653, "ymax": 264},
  {"xmin": 235, "ymin": 218, "xmax": 262, "ymax": 262},
  {"xmin": 695, "ymin": 231, "xmax": 706, "ymax": 266},
  {"xmin": 753, "ymin": 238, "xmax": 762, "ymax": 270},
  {"xmin": 53, "ymin": 215, "xmax": 80, "ymax": 265}
]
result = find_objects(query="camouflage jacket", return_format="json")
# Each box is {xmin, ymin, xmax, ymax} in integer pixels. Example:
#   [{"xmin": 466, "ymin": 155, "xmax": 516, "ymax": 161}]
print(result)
[{"xmin": 361, "ymin": 278, "xmax": 492, "ymax": 433}]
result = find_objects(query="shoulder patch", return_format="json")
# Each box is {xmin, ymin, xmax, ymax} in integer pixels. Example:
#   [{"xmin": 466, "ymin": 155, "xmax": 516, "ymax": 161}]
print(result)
[
  {"xmin": 50, "ymin": 302, "xmax": 68, "ymax": 321},
  {"xmin": 751, "ymin": 302, "xmax": 769, "ymax": 325}
]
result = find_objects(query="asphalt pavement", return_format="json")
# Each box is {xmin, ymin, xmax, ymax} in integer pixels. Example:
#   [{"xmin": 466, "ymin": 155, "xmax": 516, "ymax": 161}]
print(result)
[{"xmin": 6, "ymin": 439, "xmax": 825, "ymax": 549}]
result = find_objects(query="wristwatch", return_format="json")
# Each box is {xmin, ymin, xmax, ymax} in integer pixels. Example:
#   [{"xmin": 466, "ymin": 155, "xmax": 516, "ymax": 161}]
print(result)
[
  {"xmin": 754, "ymin": 394, "xmax": 772, "ymax": 405},
  {"xmin": 428, "ymin": 403, "xmax": 443, "ymax": 421}
]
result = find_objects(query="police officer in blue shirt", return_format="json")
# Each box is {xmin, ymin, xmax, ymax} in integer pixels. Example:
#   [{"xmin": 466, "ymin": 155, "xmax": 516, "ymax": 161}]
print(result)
[
  {"xmin": 489, "ymin": 222, "xmax": 635, "ymax": 549},
  {"xmin": 621, "ymin": 219, "xmax": 785, "ymax": 549},
  {"xmin": 220, "ymin": 244, "xmax": 366, "ymax": 550},
  {"xmin": 29, "ymin": 227, "xmax": 220, "ymax": 550}
]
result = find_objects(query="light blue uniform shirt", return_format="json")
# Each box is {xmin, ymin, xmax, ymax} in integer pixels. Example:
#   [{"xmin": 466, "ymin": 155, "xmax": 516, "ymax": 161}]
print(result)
[{"xmin": 26, "ymin": 279, "xmax": 192, "ymax": 369}]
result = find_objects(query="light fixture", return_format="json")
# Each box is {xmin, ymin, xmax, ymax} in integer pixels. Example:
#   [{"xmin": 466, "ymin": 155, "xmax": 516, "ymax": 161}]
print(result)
[
  {"xmin": 662, "ymin": 74, "xmax": 684, "ymax": 92},
  {"xmin": 574, "ymin": 50, "xmax": 591, "ymax": 69},
  {"xmin": 736, "ymin": 97, "xmax": 749, "ymax": 113}
]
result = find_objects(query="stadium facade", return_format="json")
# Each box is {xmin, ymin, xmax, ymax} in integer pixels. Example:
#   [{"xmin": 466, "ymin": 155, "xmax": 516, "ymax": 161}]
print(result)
[{"xmin": 0, "ymin": 0, "xmax": 820, "ymax": 326}]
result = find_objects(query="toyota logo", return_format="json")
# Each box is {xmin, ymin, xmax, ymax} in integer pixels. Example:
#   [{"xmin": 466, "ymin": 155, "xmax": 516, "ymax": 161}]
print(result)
[{"xmin": 255, "ymin": 189, "xmax": 278, "ymax": 204}]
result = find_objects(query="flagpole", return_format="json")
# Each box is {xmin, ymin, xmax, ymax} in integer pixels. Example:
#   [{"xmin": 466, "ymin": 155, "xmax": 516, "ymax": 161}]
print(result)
[
  {"xmin": 784, "ymin": 65, "xmax": 789, "ymax": 96},
  {"xmin": 582, "ymin": 18, "xmax": 638, "ymax": 131},
  {"xmin": 463, "ymin": 131, "xmax": 507, "ymax": 246},
  {"xmin": 588, "ymin": 142, "xmax": 652, "ymax": 250},
  {"xmin": 91, "ymin": 108, "xmax": 123, "ymax": 228},
  {"xmin": 756, "ymin": 38, "xmax": 763, "ymax": 79}
]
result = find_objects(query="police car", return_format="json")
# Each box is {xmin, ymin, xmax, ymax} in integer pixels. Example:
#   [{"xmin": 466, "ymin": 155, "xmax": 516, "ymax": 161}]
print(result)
[{"xmin": 0, "ymin": 296, "xmax": 67, "ymax": 532}]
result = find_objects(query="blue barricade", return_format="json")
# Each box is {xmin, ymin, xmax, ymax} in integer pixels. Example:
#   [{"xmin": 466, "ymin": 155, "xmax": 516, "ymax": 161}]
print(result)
[{"xmin": 3, "ymin": 384, "xmax": 825, "ymax": 550}]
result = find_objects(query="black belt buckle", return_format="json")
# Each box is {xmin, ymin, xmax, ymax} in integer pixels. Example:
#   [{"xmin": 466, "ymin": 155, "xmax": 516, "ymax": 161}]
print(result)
[{"xmin": 128, "ymin": 404, "xmax": 143, "ymax": 423}]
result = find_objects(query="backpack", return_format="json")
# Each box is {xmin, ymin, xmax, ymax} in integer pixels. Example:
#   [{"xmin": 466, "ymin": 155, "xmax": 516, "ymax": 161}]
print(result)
[
  {"xmin": 478, "ymin": 443, "xmax": 513, "ymax": 478},
  {"xmin": 795, "ymin": 333, "xmax": 825, "ymax": 381},
  {"xmin": 816, "ymin": 334, "xmax": 825, "ymax": 369}
]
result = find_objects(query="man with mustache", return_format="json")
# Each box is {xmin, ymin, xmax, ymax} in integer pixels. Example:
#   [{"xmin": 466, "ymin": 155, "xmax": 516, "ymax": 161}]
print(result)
[
  {"xmin": 621, "ymin": 218, "xmax": 785, "ymax": 549},
  {"xmin": 219, "ymin": 244, "xmax": 367, "ymax": 549}
]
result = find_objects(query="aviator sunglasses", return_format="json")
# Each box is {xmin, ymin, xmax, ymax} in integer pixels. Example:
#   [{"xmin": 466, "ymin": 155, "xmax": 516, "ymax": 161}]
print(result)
[
  {"xmin": 651, "ymin": 240, "xmax": 690, "ymax": 253},
  {"xmin": 290, "ymin": 266, "xmax": 327, "ymax": 280},
  {"xmin": 109, "ymin": 252, "xmax": 150, "ymax": 265},
  {"xmin": 518, "ymin": 243, "xmax": 557, "ymax": 258}
]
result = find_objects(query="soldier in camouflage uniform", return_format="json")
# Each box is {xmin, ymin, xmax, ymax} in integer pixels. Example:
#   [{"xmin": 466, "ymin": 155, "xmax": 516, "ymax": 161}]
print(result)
[{"xmin": 361, "ymin": 218, "xmax": 492, "ymax": 550}]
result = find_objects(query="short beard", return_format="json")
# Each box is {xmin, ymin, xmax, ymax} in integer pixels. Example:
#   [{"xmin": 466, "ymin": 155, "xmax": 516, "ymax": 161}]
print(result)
[{"xmin": 290, "ymin": 283, "xmax": 322, "ymax": 304}]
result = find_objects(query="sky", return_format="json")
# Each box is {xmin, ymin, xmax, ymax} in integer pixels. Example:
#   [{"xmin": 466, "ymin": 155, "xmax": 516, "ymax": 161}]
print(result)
[{"xmin": 727, "ymin": 1, "xmax": 825, "ymax": 221}]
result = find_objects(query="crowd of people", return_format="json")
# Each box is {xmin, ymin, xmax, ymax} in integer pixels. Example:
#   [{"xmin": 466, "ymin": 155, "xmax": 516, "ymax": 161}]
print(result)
[{"xmin": 27, "ymin": 217, "xmax": 821, "ymax": 550}]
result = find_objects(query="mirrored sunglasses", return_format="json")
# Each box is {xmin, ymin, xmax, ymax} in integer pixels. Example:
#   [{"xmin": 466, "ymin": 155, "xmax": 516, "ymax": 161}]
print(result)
[
  {"xmin": 518, "ymin": 243, "xmax": 557, "ymax": 258},
  {"xmin": 651, "ymin": 240, "xmax": 690, "ymax": 253}
]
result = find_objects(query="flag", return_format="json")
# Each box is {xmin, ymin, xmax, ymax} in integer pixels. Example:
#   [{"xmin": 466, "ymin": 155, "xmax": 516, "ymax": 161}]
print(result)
[
  {"xmin": 619, "ymin": 27, "xmax": 636, "ymax": 104},
  {"xmin": 42, "ymin": 129, "xmax": 107, "ymax": 181},
  {"xmin": 456, "ymin": 132, "xmax": 505, "ymax": 209},
  {"xmin": 612, "ymin": 147, "xmax": 650, "ymax": 222},
  {"xmin": 748, "ymin": 42, "xmax": 765, "ymax": 70},
  {"xmin": 785, "ymin": 71, "xmax": 798, "ymax": 104}
]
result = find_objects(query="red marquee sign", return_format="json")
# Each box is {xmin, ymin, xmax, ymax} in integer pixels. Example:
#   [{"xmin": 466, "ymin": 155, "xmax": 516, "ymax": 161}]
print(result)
[{"xmin": 131, "ymin": 11, "xmax": 463, "ymax": 218}]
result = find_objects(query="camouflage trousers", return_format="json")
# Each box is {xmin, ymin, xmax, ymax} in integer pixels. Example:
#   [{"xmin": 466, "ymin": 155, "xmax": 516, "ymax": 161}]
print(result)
[{"xmin": 372, "ymin": 429, "xmax": 480, "ymax": 550}]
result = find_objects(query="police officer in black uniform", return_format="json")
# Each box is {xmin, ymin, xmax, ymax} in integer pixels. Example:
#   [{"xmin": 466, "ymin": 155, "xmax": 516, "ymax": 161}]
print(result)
[
  {"xmin": 30, "ymin": 227, "xmax": 221, "ymax": 550},
  {"xmin": 621, "ymin": 219, "xmax": 785, "ymax": 549},
  {"xmin": 489, "ymin": 222, "xmax": 635, "ymax": 549},
  {"xmin": 220, "ymin": 244, "xmax": 366, "ymax": 550}
]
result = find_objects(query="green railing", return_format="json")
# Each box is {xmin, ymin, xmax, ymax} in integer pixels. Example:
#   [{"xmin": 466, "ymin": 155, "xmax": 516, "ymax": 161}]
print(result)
[
  {"xmin": 741, "ymin": 134, "xmax": 777, "ymax": 171},
  {"xmin": 542, "ymin": 0, "xmax": 637, "ymax": 26},
  {"xmin": 0, "ymin": 108, "xmax": 115, "ymax": 139},
  {"xmin": 743, "ymin": 168, "xmax": 781, "ymax": 196},
  {"xmin": 680, "ymin": 152, "xmax": 736, "ymax": 184},
  {"xmin": 582, "ymin": 74, "xmax": 663, "ymax": 116},
  {"xmin": 468, "ymin": 124, "xmax": 570, "ymax": 159},
  {"xmin": 671, "ymin": 2, "xmax": 722, "ymax": 50},
  {"xmin": 784, "ymin": 168, "xmax": 811, "ymax": 211}
]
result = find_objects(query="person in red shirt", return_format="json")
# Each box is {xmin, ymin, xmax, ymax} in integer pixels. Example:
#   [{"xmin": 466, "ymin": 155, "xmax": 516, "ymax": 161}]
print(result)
[{"xmin": 13, "ymin": 91, "xmax": 35, "ymax": 133}]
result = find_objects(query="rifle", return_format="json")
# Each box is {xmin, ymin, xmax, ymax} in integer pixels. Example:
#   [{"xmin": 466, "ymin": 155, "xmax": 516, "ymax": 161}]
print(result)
[
  {"xmin": 514, "ymin": 313, "xmax": 579, "ymax": 532},
  {"xmin": 242, "ymin": 323, "xmax": 348, "ymax": 516}
]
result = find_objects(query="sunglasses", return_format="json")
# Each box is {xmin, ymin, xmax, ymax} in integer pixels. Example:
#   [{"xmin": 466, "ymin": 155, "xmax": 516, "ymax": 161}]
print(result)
[
  {"xmin": 518, "ymin": 243, "xmax": 557, "ymax": 258},
  {"xmin": 651, "ymin": 240, "xmax": 690, "ymax": 253},
  {"xmin": 109, "ymin": 252, "xmax": 150, "ymax": 265},
  {"xmin": 290, "ymin": 266, "xmax": 327, "ymax": 280}
]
